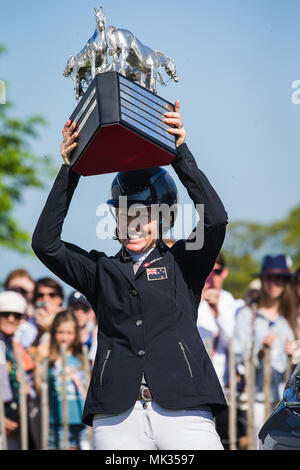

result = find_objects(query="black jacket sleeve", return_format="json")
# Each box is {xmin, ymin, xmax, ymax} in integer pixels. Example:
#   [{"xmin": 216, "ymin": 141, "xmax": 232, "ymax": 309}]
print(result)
[
  {"xmin": 170, "ymin": 143, "xmax": 228, "ymax": 294},
  {"xmin": 31, "ymin": 165, "xmax": 102, "ymax": 302}
]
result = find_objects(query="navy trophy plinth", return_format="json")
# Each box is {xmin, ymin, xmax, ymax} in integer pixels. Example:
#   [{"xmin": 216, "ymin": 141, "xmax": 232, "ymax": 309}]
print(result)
[{"xmin": 68, "ymin": 72, "xmax": 176, "ymax": 176}]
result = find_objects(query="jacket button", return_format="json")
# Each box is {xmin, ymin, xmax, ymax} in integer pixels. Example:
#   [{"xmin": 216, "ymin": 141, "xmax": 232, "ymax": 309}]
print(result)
[
  {"xmin": 138, "ymin": 350, "xmax": 145, "ymax": 357},
  {"xmin": 136, "ymin": 320, "xmax": 143, "ymax": 327},
  {"xmin": 130, "ymin": 289, "xmax": 138, "ymax": 296}
]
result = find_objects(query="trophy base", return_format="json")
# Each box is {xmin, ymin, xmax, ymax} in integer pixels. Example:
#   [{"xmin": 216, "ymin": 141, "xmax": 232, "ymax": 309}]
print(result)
[
  {"xmin": 68, "ymin": 72, "xmax": 176, "ymax": 176},
  {"xmin": 72, "ymin": 123, "xmax": 175, "ymax": 176}
]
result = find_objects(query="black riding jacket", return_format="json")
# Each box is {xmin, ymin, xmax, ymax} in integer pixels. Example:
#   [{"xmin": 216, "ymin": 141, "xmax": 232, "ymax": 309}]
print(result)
[{"xmin": 31, "ymin": 143, "xmax": 228, "ymax": 426}]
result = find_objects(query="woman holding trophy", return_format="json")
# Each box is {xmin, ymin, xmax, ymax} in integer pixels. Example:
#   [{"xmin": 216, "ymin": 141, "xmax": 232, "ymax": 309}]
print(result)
[{"xmin": 32, "ymin": 100, "xmax": 228, "ymax": 450}]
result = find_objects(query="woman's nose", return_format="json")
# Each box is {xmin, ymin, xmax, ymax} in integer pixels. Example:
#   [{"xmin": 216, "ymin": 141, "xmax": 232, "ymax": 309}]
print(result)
[{"xmin": 127, "ymin": 224, "xmax": 141, "ymax": 235}]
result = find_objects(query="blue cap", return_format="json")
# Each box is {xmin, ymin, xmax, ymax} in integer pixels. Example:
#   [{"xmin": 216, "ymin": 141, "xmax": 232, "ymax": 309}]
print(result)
[{"xmin": 67, "ymin": 291, "xmax": 91, "ymax": 308}]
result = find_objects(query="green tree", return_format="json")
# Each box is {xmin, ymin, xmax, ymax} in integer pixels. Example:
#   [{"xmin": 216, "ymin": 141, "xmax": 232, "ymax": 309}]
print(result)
[
  {"xmin": 269, "ymin": 205, "xmax": 300, "ymax": 268},
  {"xmin": 223, "ymin": 204, "xmax": 300, "ymax": 298},
  {"xmin": 0, "ymin": 46, "xmax": 54, "ymax": 253}
]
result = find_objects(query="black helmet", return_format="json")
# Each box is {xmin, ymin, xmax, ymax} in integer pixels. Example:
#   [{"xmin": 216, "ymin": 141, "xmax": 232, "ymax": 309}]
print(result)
[{"xmin": 107, "ymin": 167, "xmax": 178, "ymax": 228}]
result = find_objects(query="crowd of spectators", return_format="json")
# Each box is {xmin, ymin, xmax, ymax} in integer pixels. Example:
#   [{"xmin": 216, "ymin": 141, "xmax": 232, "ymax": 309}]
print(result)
[
  {"xmin": 0, "ymin": 269, "xmax": 97, "ymax": 450},
  {"xmin": 1, "ymin": 252, "xmax": 300, "ymax": 450}
]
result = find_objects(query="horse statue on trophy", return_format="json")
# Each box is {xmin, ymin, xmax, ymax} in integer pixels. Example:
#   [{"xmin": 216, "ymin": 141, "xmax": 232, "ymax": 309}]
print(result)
[
  {"xmin": 106, "ymin": 26, "xmax": 179, "ymax": 94},
  {"xmin": 63, "ymin": 6, "xmax": 108, "ymax": 101}
]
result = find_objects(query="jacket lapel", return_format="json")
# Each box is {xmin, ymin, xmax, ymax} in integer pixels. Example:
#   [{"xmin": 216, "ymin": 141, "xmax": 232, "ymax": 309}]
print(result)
[
  {"xmin": 110, "ymin": 243, "xmax": 169, "ymax": 284},
  {"xmin": 134, "ymin": 245, "xmax": 167, "ymax": 280},
  {"xmin": 109, "ymin": 249, "xmax": 136, "ymax": 287}
]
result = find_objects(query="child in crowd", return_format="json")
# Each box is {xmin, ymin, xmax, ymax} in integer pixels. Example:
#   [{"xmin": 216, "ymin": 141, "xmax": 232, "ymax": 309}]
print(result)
[{"xmin": 34, "ymin": 310, "xmax": 90, "ymax": 450}]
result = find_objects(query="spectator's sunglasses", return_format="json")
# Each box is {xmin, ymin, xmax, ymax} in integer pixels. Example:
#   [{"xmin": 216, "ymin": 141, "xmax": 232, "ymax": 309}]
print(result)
[
  {"xmin": 8, "ymin": 287, "xmax": 28, "ymax": 297},
  {"xmin": 213, "ymin": 267, "xmax": 224, "ymax": 275},
  {"xmin": 36, "ymin": 291, "xmax": 59, "ymax": 299},
  {"xmin": 0, "ymin": 311, "xmax": 23, "ymax": 321},
  {"xmin": 7, "ymin": 287, "xmax": 28, "ymax": 299}
]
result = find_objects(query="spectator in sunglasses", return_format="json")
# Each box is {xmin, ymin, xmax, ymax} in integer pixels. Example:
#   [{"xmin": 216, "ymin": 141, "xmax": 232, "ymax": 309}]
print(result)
[
  {"xmin": 4, "ymin": 269, "xmax": 35, "ymax": 306},
  {"xmin": 0, "ymin": 291, "xmax": 34, "ymax": 449},
  {"xmin": 197, "ymin": 253, "xmax": 237, "ymax": 381},
  {"xmin": 4, "ymin": 269, "xmax": 38, "ymax": 350},
  {"xmin": 197, "ymin": 252, "xmax": 239, "ymax": 448},
  {"xmin": 30, "ymin": 278, "xmax": 64, "ymax": 347}
]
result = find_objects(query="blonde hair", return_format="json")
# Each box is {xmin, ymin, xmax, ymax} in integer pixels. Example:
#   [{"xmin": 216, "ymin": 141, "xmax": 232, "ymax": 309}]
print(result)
[
  {"xmin": 4, "ymin": 269, "xmax": 34, "ymax": 287},
  {"xmin": 49, "ymin": 310, "xmax": 83, "ymax": 365}
]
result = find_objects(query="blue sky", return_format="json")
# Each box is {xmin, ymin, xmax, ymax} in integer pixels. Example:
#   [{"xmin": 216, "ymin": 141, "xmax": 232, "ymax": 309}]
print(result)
[{"xmin": 1, "ymin": 0, "xmax": 300, "ymax": 297}]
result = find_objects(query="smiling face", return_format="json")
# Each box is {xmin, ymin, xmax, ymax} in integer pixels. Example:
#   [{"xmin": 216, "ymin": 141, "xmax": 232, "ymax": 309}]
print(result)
[
  {"xmin": 0, "ymin": 312, "xmax": 23, "ymax": 336},
  {"xmin": 117, "ymin": 206, "xmax": 159, "ymax": 253}
]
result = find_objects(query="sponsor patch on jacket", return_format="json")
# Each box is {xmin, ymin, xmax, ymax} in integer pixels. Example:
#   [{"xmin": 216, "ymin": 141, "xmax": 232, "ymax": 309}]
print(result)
[
  {"xmin": 146, "ymin": 267, "xmax": 167, "ymax": 281},
  {"xmin": 143, "ymin": 256, "xmax": 163, "ymax": 268}
]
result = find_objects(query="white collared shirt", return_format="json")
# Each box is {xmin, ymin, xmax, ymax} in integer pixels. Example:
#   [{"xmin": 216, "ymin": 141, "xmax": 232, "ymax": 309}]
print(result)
[{"xmin": 197, "ymin": 290, "xmax": 238, "ymax": 388}]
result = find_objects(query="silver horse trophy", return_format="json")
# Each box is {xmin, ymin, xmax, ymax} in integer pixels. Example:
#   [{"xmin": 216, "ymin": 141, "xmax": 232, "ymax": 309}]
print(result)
[
  {"xmin": 63, "ymin": 6, "xmax": 179, "ymax": 176},
  {"xmin": 63, "ymin": 6, "xmax": 108, "ymax": 102},
  {"xmin": 106, "ymin": 26, "xmax": 178, "ymax": 94}
]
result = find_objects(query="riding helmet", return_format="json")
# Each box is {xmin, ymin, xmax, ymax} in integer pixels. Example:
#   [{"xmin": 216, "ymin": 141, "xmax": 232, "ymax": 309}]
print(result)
[{"xmin": 107, "ymin": 167, "xmax": 178, "ymax": 228}]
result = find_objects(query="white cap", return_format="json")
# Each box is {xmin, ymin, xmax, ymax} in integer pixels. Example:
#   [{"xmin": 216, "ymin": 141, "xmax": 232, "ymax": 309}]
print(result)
[{"xmin": 0, "ymin": 291, "xmax": 27, "ymax": 315}]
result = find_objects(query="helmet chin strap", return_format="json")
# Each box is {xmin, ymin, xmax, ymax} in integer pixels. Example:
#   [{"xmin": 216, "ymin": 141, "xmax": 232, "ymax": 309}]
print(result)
[{"xmin": 121, "ymin": 245, "xmax": 132, "ymax": 262}]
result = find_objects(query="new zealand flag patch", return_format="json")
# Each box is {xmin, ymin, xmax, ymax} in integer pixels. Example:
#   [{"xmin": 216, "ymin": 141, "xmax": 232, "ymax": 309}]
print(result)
[{"xmin": 146, "ymin": 267, "xmax": 168, "ymax": 281}]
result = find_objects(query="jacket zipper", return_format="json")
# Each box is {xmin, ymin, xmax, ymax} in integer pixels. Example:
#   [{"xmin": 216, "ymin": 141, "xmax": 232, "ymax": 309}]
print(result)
[
  {"xmin": 178, "ymin": 341, "xmax": 193, "ymax": 378},
  {"xmin": 100, "ymin": 349, "xmax": 111, "ymax": 387}
]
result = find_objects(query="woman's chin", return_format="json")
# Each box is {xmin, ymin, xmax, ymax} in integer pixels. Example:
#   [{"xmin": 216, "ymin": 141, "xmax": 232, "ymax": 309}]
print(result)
[{"xmin": 124, "ymin": 238, "xmax": 147, "ymax": 252}]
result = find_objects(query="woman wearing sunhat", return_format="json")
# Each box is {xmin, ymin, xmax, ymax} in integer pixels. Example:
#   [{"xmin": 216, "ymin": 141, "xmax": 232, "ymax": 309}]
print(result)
[
  {"xmin": 233, "ymin": 254, "xmax": 299, "ymax": 446},
  {"xmin": 32, "ymin": 100, "xmax": 228, "ymax": 450}
]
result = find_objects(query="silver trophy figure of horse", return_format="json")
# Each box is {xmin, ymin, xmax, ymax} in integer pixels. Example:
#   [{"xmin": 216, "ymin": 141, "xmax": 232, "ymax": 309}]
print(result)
[
  {"xmin": 106, "ymin": 26, "xmax": 179, "ymax": 94},
  {"xmin": 63, "ymin": 6, "xmax": 178, "ymax": 100},
  {"xmin": 63, "ymin": 6, "xmax": 179, "ymax": 177},
  {"xmin": 63, "ymin": 6, "xmax": 108, "ymax": 102}
]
